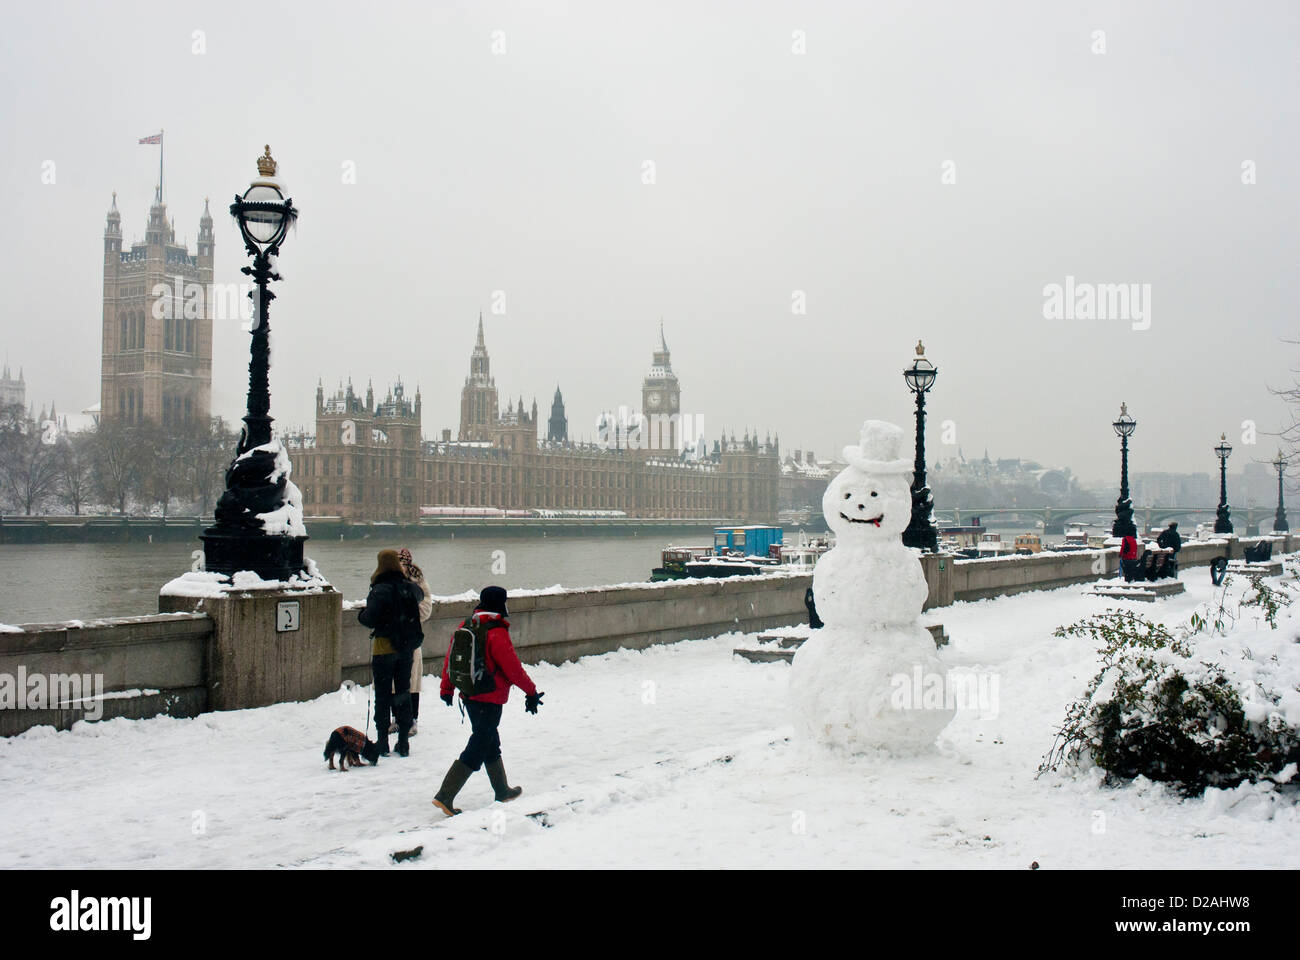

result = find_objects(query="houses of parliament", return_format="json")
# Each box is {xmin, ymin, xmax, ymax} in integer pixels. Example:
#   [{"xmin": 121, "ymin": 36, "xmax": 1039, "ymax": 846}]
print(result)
[
  {"xmin": 289, "ymin": 319, "xmax": 781, "ymax": 523},
  {"xmin": 94, "ymin": 180, "xmax": 779, "ymax": 522}
]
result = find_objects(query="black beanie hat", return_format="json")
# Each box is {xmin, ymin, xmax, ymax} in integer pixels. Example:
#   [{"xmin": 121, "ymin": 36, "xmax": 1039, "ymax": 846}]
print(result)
[{"xmin": 478, "ymin": 585, "xmax": 509, "ymax": 617}]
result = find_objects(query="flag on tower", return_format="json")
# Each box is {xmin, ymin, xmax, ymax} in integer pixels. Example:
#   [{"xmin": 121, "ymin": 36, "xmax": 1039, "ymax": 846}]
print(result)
[{"xmin": 138, "ymin": 131, "xmax": 165, "ymax": 201}]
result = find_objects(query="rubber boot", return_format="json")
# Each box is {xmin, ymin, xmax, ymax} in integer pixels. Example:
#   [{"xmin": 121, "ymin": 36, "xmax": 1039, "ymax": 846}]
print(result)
[
  {"xmin": 432, "ymin": 760, "xmax": 473, "ymax": 817},
  {"xmin": 485, "ymin": 758, "xmax": 523, "ymax": 802},
  {"xmin": 392, "ymin": 693, "xmax": 413, "ymax": 758}
]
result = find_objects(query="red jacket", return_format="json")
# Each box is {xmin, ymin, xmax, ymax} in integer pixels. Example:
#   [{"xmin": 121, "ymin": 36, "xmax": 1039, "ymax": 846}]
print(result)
[
  {"xmin": 440, "ymin": 611, "xmax": 537, "ymax": 705},
  {"xmin": 1120, "ymin": 535, "xmax": 1140, "ymax": 560}
]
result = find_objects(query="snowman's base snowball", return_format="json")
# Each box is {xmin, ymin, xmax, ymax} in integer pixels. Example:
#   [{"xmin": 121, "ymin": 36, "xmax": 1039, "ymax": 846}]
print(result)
[{"xmin": 788, "ymin": 624, "xmax": 955, "ymax": 755}]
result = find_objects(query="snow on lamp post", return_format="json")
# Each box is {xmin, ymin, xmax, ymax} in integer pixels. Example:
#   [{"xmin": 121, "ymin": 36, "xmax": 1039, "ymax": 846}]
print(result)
[
  {"xmin": 1111, "ymin": 403, "xmax": 1137, "ymax": 538},
  {"xmin": 1213, "ymin": 433, "xmax": 1233, "ymax": 534},
  {"xmin": 1273, "ymin": 450, "xmax": 1289, "ymax": 533},
  {"xmin": 200, "ymin": 145, "xmax": 307, "ymax": 580},
  {"xmin": 901, "ymin": 340, "xmax": 938, "ymax": 552}
]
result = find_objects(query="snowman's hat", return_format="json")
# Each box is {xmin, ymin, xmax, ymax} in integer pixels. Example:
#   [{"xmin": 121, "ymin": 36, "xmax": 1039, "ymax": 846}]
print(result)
[{"xmin": 842, "ymin": 419, "xmax": 913, "ymax": 474}]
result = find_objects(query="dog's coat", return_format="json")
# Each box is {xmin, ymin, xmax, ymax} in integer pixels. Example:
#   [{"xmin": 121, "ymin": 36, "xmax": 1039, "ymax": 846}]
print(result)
[{"xmin": 324, "ymin": 725, "xmax": 380, "ymax": 771}]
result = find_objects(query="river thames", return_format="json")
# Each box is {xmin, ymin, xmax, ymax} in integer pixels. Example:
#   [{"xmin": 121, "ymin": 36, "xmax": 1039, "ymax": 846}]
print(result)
[{"xmin": 0, "ymin": 536, "xmax": 675, "ymax": 624}]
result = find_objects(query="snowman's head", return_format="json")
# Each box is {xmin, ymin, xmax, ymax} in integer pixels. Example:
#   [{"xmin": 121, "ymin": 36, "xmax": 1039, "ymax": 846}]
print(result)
[{"xmin": 822, "ymin": 420, "xmax": 914, "ymax": 541}]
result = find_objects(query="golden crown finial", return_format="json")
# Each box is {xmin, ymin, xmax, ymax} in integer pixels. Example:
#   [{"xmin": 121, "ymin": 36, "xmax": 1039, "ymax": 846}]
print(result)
[
  {"xmin": 915, "ymin": 339, "xmax": 925, "ymax": 356},
  {"xmin": 257, "ymin": 145, "xmax": 277, "ymax": 177}
]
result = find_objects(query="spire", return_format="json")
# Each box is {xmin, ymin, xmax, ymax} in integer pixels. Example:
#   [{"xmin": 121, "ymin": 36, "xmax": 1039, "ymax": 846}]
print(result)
[
  {"xmin": 658, "ymin": 317, "xmax": 668, "ymax": 353},
  {"xmin": 476, "ymin": 312, "xmax": 485, "ymax": 348}
]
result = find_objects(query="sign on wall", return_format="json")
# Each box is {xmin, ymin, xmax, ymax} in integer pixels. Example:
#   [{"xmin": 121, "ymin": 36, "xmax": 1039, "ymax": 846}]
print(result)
[{"xmin": 276, "ymin": 601, "xmax": 300, "ymax": 633}]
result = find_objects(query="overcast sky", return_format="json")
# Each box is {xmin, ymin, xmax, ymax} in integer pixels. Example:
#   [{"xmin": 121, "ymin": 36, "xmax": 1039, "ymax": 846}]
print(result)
[{"xmin": 2, "ymin": 0, "xmax": 1297, "ymax": 484}]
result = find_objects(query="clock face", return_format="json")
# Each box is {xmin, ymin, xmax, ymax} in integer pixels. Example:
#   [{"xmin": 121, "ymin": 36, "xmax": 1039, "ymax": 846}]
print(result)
[
  {"xmin": 647, "ymin": 392, "xmax": 661, "ymax": 409},
  {"xmin": 667, "ymin": 393, "xmax": 678, "ymax": 411}
]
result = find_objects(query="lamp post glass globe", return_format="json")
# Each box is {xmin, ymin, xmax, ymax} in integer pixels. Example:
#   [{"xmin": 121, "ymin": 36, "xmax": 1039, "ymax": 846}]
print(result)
[
  {"xmin": 1215, "ymin": 434, "xmax": 1233, "ymax": 462},
  {"xmin": 1112, "ymin": 402, "xmax": 1136, "ymax": 438},
  {"xmin": 904, "ymin": 340, "xmax": 937, "ymax": 394},
  {"xmin": 238, "ymin": 183, "xmax": 288, "ymax": 248}
]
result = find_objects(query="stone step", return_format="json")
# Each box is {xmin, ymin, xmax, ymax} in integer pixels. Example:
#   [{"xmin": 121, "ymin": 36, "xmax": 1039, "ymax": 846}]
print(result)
[
  {"xmin": 736, "ymin": 623, "xmax": 948, "ymax": 662},
  {"xmin": 1087, "ymin": 579, "xmax": 1186, "ymax": 602},
  {"xmin": 1227, "ymin": 560, "xmax": 1284, "ymax": 577}
]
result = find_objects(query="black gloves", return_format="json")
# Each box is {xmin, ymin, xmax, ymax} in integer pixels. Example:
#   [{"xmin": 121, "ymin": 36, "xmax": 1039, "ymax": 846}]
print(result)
[
  {"xmin": 441, "ymin": 692, "xmax": 454, "ymax": 707},
  {"xmin": 525, "ymin": 692, "xmax": 544, "ymax": 715}
]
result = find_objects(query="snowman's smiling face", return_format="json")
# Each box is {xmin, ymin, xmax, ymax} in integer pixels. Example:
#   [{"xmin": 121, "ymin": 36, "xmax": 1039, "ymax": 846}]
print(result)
[{"xmin": 823, "ymin": 465, "xmax": 913, "ymax": 541}]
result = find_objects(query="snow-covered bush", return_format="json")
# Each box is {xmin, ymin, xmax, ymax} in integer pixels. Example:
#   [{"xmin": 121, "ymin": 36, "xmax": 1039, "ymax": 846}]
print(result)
[{"xmin": 1040, "ymin": 606, "xmax": 1300, "ymax": 796}]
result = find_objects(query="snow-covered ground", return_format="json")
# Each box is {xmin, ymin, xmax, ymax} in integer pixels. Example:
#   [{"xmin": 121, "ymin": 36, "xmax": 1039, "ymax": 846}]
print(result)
[{"xmin": 2, "ymin": 569, "xmax": 1297, "ymax": 869}]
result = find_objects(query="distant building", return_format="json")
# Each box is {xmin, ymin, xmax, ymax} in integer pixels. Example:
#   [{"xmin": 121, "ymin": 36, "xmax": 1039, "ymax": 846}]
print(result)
[
  {"xmin": 99, "ymin": 187, "xmax": 214, "ymax": 426},
  {"xmin": 290, "ymin": 319, "xmax": 780, "ymax": 522},
  {"xmin": 547, "ymin": 386, "xmax": 568, "ymax": 443},
  {"xmin": 780, "ymin": 450, "xmax": 831, "ymax": 511},
  {"xmin": 0, "ymin": 365, "xmax": 24, "ymax": 409}
]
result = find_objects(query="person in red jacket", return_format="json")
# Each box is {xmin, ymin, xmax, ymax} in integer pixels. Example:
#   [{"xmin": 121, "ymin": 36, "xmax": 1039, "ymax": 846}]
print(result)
[
  {"xmin": 1119, "ymin": 534, "xmax": 1141, "ymax": 582},
  {"xmin": 432, "ymin": 586, "xmax": 543, "ymax": 817}
]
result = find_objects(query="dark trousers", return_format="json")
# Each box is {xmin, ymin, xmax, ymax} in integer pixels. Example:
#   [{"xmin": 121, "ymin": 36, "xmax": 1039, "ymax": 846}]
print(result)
[
  {"xmin": 1120, "ymin": 558, "xmax": 1140, "ymax": 582},
  {"xmin": 372, "ymin": 651, "xmax": 413, "ymax": 737},
  {"xmin": 459, "ymin": 700, "xmax": 503, "ymax": 771}
]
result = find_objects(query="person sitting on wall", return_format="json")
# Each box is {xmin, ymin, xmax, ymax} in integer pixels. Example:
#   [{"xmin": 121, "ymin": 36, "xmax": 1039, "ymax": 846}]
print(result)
[
  {"xmin": 1142, "ymin": 545, "xmax": 1164, "ymax": 581},
  {"xmin": 1156, "ymin": 522, "xmax": 1182, "ymax": 555}
]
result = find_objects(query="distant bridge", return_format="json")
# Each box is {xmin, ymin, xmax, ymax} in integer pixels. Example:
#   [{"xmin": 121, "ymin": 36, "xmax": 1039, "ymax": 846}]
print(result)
[{"xmin": 933, "ymin": 505, "xmax": 1277, "ymax": 536}]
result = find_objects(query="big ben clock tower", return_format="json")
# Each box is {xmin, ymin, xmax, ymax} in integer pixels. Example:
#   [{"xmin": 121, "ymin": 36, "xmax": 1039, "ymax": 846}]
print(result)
[{"xmin": 641, "ymin": 321, "xmax": 681, "ymax": 453}]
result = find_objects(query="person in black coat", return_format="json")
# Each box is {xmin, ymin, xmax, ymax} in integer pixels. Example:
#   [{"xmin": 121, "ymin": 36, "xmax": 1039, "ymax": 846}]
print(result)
[
  {"xmin": 1156, "ymin": 522, "xmax": 1181, "ymax": 554},
  {"xmin": 357, "ymin": 549, "xmax": 425, "ymax": 757}
]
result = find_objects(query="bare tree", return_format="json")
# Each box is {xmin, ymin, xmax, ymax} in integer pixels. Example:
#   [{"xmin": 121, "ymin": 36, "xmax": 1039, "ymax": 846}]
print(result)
[
  {"xmin": 138, "ymin": 421, "xmax": 189, "ymax": 519},
  {"xmin": 53, "ymin": 431, "xmax": 95, "ymax": 515},
  {"xmin": 186, "ymin": 416, "xmax": 237, "ymax": 517},
  {"xmin": 90, "ymin": 418, "xmax": 145, "ymax": 515},
  {"xmin": 0, "ymin": 403, "xmax": 61, "ymax": 515}
]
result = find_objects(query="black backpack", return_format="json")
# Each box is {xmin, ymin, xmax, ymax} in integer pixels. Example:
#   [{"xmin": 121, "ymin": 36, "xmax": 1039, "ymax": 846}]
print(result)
[
  {"xmin": 358, "ymin": 580, "xmax": 422, "ymax": 653},
  {"xmin": 389, "ymin": 589, "xmax": 422, "ymax": 653},
  {"xmin": 447, "ymin": 618, "xmax": 497, "ymax": 696}
]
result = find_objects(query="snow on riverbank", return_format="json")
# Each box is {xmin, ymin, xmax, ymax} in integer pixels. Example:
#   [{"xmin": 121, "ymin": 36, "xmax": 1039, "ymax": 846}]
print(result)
[{"xmin": 1, "ymin": 571, "xmax": 1297, "ymax": 869}]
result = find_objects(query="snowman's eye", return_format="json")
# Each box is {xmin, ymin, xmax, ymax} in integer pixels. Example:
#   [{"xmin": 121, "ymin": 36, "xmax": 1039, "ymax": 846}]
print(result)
[
  {"xmin": 843, "ymin": 493, "xmax": 851, "ymax": 500},
  {"xmin": 870, "ymin": 491, "xmax": 878, "ymax": 497}
]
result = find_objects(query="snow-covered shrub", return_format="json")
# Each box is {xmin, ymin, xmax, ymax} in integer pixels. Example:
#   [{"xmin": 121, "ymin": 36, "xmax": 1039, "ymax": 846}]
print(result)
[{"xmin": 1040, "ymin": 608, "xmax": 1300, "ymax": 796}]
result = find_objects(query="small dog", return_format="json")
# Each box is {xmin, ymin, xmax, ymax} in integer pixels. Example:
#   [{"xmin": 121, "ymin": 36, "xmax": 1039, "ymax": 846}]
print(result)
[{"xmin": 324, "ymin": 725, "xmax": 381, "ymax": 771}]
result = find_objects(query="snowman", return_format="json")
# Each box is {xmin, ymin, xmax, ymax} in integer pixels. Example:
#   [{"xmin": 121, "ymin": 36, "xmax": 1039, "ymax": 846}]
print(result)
[{"xmin": 788, "ymin": 419, "xmax": 955, "ymax": 754}]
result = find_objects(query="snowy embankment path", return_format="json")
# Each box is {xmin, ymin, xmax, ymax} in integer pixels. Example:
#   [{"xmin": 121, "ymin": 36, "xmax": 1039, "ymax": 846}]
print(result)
[{"xmin": 2, "ymin": 572, "xmax": 1297, "ymax": 869}]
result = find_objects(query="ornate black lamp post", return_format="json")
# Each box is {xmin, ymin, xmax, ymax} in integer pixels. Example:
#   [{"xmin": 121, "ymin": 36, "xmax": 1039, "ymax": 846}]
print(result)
[
  {"xmin": 1213, "ymin": 433, "xmax": 1233, "ymax": 534},
  {"xmin": 1110, "ymin": 403, "xmax": 1137, "ymax": 538},
  {"xmin": 902, "ymin": 340, "xmax": 938, "ymax": 552},
  {"xmin": 1273, "ymin": 450, "xmax": 1289, "ymax": 533},
  {"xmin": 201, "ymin": 146, "xmax": 305, "ymax": 579}
]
